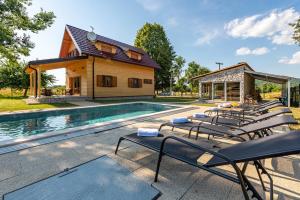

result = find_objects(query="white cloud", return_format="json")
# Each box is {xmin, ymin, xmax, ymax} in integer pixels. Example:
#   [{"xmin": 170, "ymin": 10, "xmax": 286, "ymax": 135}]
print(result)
[
  {"xmin": 167, "ymin": 17, "xmax": 178, "ymax": 27},
  {"xmin": 278, "ymin": 51, "xmax": 300, "ymax": 64},
  {"xmin": 236, "ymin": 47, "xmax": 269, "ymax": 56},
  {"xmin": 194, "ymin": 30, "xmax": 218, "ymax": 46},
  {"xmin": 225, "ymin": 8, "xmax": 299, "ymax": 45},
  {"xmin": 136, "ymin": 0, "xmax": 163, "ymax": 11}
]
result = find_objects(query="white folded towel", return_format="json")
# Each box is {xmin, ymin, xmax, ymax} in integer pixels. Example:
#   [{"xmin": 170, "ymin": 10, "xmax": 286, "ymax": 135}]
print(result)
[
  {"xmin": 220, "ymin": 102, "xmax": 232, "ymax": 108},
  {"xmin": 193, "ymin": 113, "xmax": 208, "ymax": 118},
  {"xmin": 137, "ymin": 128, "xmax": 159, "ymax": 137},
  {"xmin": 170, "ymin": 117, "xmax": 189, "ymax": 124}
]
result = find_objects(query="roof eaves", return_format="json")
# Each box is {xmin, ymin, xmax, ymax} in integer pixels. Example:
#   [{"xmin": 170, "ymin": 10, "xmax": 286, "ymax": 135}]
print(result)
[{"xmin": 65, "ymin": 25, "xmax": 82, "ymax": 56}]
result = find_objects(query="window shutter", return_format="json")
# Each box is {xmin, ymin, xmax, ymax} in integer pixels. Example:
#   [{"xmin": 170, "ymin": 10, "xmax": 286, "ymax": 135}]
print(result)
[
  {"xmin": 128, "ymin": 78, "xmax": 133, "ymax": 88},
  {"xmin": 138, "ymin": 79, "xmax": 142, "ymax": 88},
  {"xmin": 97, "ymin": 75, "xmax": 103, "ymax": 87},
  {"xmin": 112, "ymin": 76, "xmax": 117, "ymax": 87}
]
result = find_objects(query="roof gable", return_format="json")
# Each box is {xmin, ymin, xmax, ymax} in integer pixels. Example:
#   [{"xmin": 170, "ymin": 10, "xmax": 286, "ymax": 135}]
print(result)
[
  {"xmin": 191, "ymin": 62, "xmax": 254, "ymax": 80},
  {"xmin": 63, "ymin": 25, "xmax": 160, "ymax": 69}
]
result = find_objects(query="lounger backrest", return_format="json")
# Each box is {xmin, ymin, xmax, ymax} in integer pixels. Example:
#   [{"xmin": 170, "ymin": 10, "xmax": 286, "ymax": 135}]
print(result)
[
  {"xmin": 251, "ymin": 102, "xmax": 283, "ymax": 114},
  {"xmin": 205, "ymin": 130, "xmax": 300, "ymax": 167},
  {"xmin": 255, "ymin": 108, "xmax": 292, "ymax": 121},
  {"xmin": 232, "ymin": 115, "xmax": 297, "ymax": 135}
]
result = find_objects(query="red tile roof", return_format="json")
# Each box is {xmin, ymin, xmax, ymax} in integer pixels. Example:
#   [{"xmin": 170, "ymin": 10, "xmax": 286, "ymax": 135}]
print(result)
[{"xmin": 66, "ymin": 25, "xmax": 160, "ymax": 69}]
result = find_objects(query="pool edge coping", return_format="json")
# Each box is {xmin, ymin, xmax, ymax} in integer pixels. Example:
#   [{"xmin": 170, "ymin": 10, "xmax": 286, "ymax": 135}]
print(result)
[{"xmin": 0, "ymin": 102, "xmax": 196, "ymax": 148}]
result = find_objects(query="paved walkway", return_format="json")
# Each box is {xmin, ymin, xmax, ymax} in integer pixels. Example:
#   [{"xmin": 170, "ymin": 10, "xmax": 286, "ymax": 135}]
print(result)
[
  {"xmin": 66, "ymin": 100, "xmax": 100, "ymax": 107},
  {"xmin": 0, "ymin": 107, "xmax": 299, "ymax": 199}
]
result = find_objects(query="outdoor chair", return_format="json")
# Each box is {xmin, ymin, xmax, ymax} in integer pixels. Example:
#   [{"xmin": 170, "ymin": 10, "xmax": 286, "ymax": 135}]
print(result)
[
  {"xmin": 189, "ymin": 108, "xmax": 292, "ymax": 127},
  {"xmin": 206, "ymin": 102, "xmax": 284, "ymax": 120},
  {"xmin": 159, "ymin": 115, "xmax": 298, "ymax": 141},
  {"xmin": 115, "ymin": 130, "xmax": 300, "ymax": 200}
]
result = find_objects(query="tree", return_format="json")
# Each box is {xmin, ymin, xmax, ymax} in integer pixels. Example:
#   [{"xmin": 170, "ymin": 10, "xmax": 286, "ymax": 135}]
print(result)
[
  {"xmin": 185, "ymin": 61, "xmax": 210, "ymax": 95},
  {"xmin": 0, "ymin": 0, "xmax": 55, "ymax": 64},
  {"xmin": 0, "ymin": 62, "xmax": 56, "ymax": 96},
  {"xmin": 134, "ymin": 23, "xmax": 175, "ymax": 92},
  {"xmin": 174, "ymin": 77, "xmax": 188, "ymax": 96},
  {"xmin": 171, "ymin": 56, "xmax": 185, "ymax": 81},
  {"xmin": 290, "ymin": 18, "xmax": 300, "ymax": 45}
]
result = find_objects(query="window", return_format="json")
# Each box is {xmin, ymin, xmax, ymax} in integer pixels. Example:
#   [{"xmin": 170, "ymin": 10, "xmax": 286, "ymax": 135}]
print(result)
[
  {"xmin": 130, "ymin": 51, "xmax": 140, "ymax": 60},
  {"xmin": 97, "ymin": 75, "xmax": 117, "ymax": 87},
  {"xmin": 128, "ymin": 78, "xmax": 142, "ymax": 88},
  {"xmin": 213, "ymin": 83, "xmax": 225, "ymax": 100},
  {"xmin": 144, "ymin": 79, "xmax": 152, "ymax": 84},
  {"xmin": 126, "ymin": 51, "xmax": 142, "ymax": 60},
  {"xmin": 201, "ymin": 83, "xmax": 212, "ymax": 99},
  {"xmin": 227, "ymin": 82, "xmax": 240, "ymax": 101},
  {"xmin": 101, "ymin": 45, "xmax": 113, "ymax": 53}
]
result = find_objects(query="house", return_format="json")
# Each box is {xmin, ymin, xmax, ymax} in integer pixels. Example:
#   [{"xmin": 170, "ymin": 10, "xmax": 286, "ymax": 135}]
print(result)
[
  {"xmin": 191, "ymin": 62, "xmax": 300, "ymax": 107},
  {"xmin": 25, "ymin": 25, "xmax": 160, "ymax": 100}
]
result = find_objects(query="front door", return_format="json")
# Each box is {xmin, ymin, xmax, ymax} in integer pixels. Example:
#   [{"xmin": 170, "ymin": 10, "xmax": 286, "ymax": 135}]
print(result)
[{"xmin": 73, "ymin": 76, "xmax": 81, "ymax": 95}]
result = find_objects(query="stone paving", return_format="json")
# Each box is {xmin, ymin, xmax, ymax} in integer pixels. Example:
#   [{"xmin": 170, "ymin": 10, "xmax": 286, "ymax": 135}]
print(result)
[{"xmin": 0, "ymin": 107, "xmax": 299, "ymax": 199}]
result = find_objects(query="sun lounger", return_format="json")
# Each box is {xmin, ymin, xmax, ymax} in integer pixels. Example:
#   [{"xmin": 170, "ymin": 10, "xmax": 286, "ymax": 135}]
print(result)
[
  {"xmin": 159, "ymin": 115, "xmax": 298, "ymax": 140},
  {"xmin": 190, "ymin": 108, "xmax": 292, "ymax": 127},
  {"xmin": 115, "ymin": 130, "xmax": 300, "ymax": 200}
]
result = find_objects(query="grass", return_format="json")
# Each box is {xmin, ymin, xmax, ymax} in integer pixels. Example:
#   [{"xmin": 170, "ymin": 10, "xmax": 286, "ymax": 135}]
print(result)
[
  {"xmin": 290, "ymin": 107, "xmax": 300, "ymax": 130},
  {"xmin": 0, "ymin": 96, "xmax": 74, "ymax": 112}
]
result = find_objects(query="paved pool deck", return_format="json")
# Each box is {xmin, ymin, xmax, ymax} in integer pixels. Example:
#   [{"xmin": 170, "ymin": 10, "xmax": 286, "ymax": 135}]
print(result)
[{"xmin": 0, "ymin": 106, "xmax": 299, "ymax": 200}]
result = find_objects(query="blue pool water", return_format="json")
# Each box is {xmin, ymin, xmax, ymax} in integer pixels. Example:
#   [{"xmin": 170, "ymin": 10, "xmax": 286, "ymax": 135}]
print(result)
[{"xmin": 0, "ymin": 103, "xmax": 177, "ymax": 139}]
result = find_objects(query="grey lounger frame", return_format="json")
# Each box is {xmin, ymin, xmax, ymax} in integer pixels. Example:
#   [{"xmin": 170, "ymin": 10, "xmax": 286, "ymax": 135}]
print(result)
[
  {"xmin": 115, "ymin": 130, "xmax": 300, "ymax": 200},
  {"xmin": 190, "ymin": 108, "xmax": 292, "ymax": 127},
  {"xmin": 159, "ymin": 115, "xmax": 298, "ymax": 140}
]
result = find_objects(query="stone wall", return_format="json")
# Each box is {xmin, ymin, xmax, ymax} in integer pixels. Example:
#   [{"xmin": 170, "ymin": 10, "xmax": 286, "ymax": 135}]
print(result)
[{"xmin": 198, "ymin": 65, "xmax": 253, "ymax": 102}]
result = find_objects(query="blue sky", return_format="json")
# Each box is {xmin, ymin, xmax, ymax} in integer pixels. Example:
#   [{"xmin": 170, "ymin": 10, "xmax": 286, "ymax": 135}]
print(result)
[{"xmin": 27, "ymin": 0, "xmax": 300, "ymax": 85}]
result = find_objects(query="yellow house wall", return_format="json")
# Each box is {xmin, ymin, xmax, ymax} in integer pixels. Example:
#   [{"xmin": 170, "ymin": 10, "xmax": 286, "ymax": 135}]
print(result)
[
  {"xmin": 86, "ymin": 57, "xmax": 155, "ymax": 97},
  {"xmin": 66, "ymin": 61, "xmax": 88, "ymax": 96}
]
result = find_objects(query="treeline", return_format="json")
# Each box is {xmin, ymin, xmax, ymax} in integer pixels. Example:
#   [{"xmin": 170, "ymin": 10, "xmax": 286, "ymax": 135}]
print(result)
[
  {"xmin": 255, "ymin": 80, "xmax": 281, "ymax": 93},
  {"xmin": 134, "ymin": 23, "xmax": 210, "ymax": 95}
]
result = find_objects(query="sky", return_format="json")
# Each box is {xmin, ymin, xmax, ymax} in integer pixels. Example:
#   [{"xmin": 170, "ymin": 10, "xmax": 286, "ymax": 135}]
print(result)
[{"xmin": 26, "ymin": 0, "xmax": 300, "ymax": 85}]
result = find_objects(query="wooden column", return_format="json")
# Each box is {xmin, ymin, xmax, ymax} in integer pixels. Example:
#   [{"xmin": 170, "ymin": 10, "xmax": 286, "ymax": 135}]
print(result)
[
  {"xmin": 211, "ymin": 82, "xmax": 214, "ymax": 100},
  {"xmin": 287, "ymin": 80, "xmax": 291, "ymax": 107},
  {"xmin": 37, "ymin": 67, "xmax": 42, "ymax": 97},
  {"xmin": 224, "ymin": 81, "xmax": 227, "ymax": 102}
]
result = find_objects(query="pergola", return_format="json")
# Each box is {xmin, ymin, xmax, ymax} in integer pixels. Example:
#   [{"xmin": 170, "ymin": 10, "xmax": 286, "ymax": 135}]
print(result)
[
  {"xmin": 25, "ymin": 56, "xmax": 88, "ymax": 98},
  {"xmin": 245, "ymin": 70, "xmax": 300, "ymax": 107}
]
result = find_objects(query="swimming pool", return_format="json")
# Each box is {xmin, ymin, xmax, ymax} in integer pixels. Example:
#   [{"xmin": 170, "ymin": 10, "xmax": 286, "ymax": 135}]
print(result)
[{"xmin": 0, "ymin": 103, "xmax": 177, "ymax": 139}]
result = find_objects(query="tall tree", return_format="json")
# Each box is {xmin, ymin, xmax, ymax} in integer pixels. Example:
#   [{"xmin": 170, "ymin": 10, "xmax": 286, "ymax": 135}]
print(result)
[
  {"xmin": 185, "ymin": 61, "xmax": 210, "ymax": 94},
  {"xmin": 134, "ymin": 23, "xmax": 175, "ymax": 92},
  {"xmin": 290, "ymin": 18, "xmax": 300, "ymax": 45},
  {"xmin": 0, "ymin": 0, "xmax": 55, "ymax": 64},
  {"xmin": 172, "ymin": 56, "xmax": 185, "ymax": 81}
]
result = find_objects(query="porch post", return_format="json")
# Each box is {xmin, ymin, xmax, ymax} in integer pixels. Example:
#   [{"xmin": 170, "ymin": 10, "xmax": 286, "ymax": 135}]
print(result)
[
  {"xmin": 29, "ymin": 73, "xmax": 32, "ymax": 96},
  {"xmin": 224, "ymin": 81, "xmax": 227, "ymax": 102},
  {"xmin": 199, "ymin": 82, "xmax": 202, "ymax": 99},
  {"xmin": 37, "ymin": 67, "xmax": 42, "ymax": 97},
  {"xmin": 287, "ymin": 80, "xmax": 291, "ymax": 107},
  {"xmin": 211, "ymin": 82, "xmax": 214, "ymax": 101}
]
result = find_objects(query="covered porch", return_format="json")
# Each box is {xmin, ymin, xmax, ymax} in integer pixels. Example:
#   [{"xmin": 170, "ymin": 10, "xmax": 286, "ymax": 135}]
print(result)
[
  {"xmin": 245, "ymin": 70, "xmax": 300, "ymax": 107},
  {"xmin": 25, "ymin": 56, "xmax": 89, "ymax": 99}
]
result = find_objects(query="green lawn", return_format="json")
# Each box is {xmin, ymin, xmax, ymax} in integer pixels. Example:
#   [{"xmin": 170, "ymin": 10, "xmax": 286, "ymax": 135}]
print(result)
[
  {"xmin": 0, "ymin": 97, "xmax": 75, "ymax": 112},
  {"xmin": 290, "ymin": 107, "xmax": 300, "ymax": 130}
]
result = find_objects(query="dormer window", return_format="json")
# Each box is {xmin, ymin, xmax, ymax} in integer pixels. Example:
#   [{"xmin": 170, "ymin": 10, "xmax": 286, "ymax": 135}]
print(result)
[
  {"xmin": 95, "ymin": 42, "xmax": 117, "ymax": 54},
  {"xmin": 126, "ymin": 50, "xmax": 142, "ymax": 61}
]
